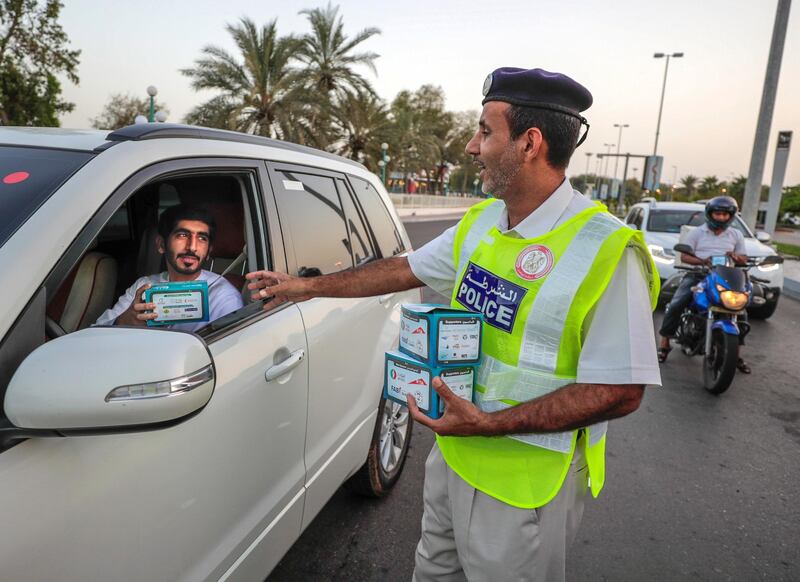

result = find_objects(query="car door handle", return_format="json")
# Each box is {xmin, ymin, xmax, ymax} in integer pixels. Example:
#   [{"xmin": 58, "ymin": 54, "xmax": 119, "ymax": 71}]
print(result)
[
  {"xmin": 378, "ymin": 293, "xmax": 396, "ymax": 304},
  {"xmin": 265, "ymin": 349, "xmax": 305, "ymax": 382}
]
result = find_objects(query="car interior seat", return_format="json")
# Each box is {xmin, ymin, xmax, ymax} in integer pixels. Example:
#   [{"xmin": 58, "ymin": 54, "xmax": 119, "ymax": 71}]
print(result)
[{"xmin": 47, "ymin": 242, "xmax": 119, "ymax": 333}]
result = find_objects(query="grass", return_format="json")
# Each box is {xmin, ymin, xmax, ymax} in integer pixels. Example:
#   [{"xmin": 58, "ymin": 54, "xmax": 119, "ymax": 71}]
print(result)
[{"xmin": 776, "ymin": 242, "xmax": 800, "ymax": 257}]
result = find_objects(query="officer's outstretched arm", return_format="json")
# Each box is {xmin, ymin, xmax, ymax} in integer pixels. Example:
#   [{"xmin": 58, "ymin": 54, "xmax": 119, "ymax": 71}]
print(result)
[
  {"xmin": 409, "ymin": 377, "xmax": 644, "ymax": 437},
  {"xmin": 246, "ymin": 256, "xmax": 423, "ymax": 311}
]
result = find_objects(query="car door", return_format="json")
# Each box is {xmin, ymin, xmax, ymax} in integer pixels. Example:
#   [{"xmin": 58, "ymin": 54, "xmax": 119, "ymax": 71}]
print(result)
[
  {"xmin": 266, "ymin": 163, "xmax": 403, "ymax": 525},
  {"xmin": 0, "ymin": 158, "xmax": 309, "ymax": 581}
]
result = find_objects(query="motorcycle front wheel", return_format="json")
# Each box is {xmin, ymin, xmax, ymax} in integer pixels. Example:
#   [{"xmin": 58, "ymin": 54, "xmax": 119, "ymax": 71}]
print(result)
[{"xmin": 703, "ymin": 329, "xmax": 738, "ymax": 395}]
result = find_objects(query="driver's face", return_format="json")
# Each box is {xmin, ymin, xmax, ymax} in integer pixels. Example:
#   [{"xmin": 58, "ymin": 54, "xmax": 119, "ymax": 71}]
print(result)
[
  {"xmin": 711, "ymin": 210, "xmax": 732, "ymax": 223},
  {"xmin": 160, "ymin": 219, "xmax": 211, "ymax": 276}
]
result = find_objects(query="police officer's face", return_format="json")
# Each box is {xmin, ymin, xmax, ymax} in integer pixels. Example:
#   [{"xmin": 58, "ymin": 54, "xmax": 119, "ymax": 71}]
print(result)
[
  {"xmin": 465, "ymin": 102, "xmax": 524, "ymax": 198},
  {"xmin": 158, "ymin": 219, "xmax": 212, "ymax": 276}
]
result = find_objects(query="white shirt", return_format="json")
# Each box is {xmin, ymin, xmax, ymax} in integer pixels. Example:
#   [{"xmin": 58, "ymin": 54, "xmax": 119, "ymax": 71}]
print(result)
[
  {"xmin": 684, "ymin": 223, "xmax": 746, "ymax": 260},
  {"xmin": 407, "ymin": 179, "xmax": 662, "ymax": 386},
  {"xmin": 95, "ymin": 269, "xmax": 244, "ymax": 333}
]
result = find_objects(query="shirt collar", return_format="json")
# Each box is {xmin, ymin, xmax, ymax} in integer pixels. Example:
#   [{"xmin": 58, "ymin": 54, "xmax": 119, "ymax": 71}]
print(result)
[{"xmin": 496, "ymin": 178, "xmax": 574, "ymax": 238}]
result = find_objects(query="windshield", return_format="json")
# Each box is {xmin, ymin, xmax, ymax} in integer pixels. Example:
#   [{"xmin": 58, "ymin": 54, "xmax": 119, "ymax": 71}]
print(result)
[
  {"xmin": 0, "ymin": 146, "xmax": 94, "ymax": 248},
  {"xmin": 647, "ymin": 209, "xmax": 752, "ymax": 238}
]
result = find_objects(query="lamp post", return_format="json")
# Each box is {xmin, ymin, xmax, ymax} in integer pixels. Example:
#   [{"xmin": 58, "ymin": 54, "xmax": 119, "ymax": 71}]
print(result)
[
  {"xmin": 652, "ymin": 52, "xmax": 683, "ymax": 155},
  {"xmin": 380, "ymin": 142, "xmax": 389, "ymax": 186},
  {"xmin": 612, "ymin": 124, "xmax": 629, "ymax": 195},
  {"xmin": 146, "ymin": 85, "xmax": 158, "ymax": 123},
  {"xmin": 602, "ymin": 143, "xmax": 614, "ymax": 197},
  {"xmin": 584, "ymin": 152, "xmax": 592, "ymax": 175},
  {"xmin": 670, "ymin": 165, "xmax": 678, "ymax": 201}
]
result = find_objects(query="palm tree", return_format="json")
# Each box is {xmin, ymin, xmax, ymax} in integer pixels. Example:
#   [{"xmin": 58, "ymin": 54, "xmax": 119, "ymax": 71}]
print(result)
[
  {"xmin": 181, "ymin": 18, "xmax": 305, "ymax": 139},
  {"xmin": 328, "ymin": 88, "xmax": 391, "ymax": 170},
  {"xmin": 699, "ymin": 175, "xmax": 720, "ymax": 197},
  {"xmin": 681, "ymin": 174, "xmax": 699, "ymax": 198},
  {"xmin": 295, "ymin": 3, "xmax": 380, "ymax": 98}
]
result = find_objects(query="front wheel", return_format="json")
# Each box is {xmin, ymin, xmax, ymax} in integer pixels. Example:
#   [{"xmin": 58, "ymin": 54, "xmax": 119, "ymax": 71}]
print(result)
[
  {"xmin": 703, "ymin": 329, "xmax": 739, "ymax": 395},
  {"xmin": 344, "ymin": 397, "xmax": 413, "ymax": 497}
]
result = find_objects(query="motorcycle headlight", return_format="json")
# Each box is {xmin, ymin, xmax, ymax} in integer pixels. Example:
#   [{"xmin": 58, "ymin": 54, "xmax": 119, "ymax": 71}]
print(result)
[
  {"xmin": 647, "ymin": 244, "xmax": 674, "ymax": 264},
  {"xmin": 720, "ymin": 290, "xmax": 748, "ymax": 310}
]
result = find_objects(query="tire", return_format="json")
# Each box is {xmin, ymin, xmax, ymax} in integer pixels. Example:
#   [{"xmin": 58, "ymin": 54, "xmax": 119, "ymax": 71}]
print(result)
[
  {"xmin": 703, "ymin": 329, "xmax": 739, "ymax": 395},
  {"xmin": 344, "ymin": 397, "xmax": 413, "ymax": 497},
  {"xmin": 748, "ymin": 295, "xmax": 779, "ymax": 319}
]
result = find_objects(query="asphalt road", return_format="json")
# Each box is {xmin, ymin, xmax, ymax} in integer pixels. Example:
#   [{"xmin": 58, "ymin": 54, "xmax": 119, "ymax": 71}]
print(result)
[{"xmin": 268, "ymin": 218, "xmax": 800, "ymax": 582}]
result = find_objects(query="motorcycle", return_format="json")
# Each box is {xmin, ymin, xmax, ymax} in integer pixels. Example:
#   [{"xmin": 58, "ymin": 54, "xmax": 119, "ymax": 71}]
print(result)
[{"xmin": 668, "ymin": 243, "xmax": 783, "ymax": 394}]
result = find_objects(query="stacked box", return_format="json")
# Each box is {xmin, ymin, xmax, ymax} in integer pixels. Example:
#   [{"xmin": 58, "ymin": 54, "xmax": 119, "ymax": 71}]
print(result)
[{"xmin": 384, "ymin": 304, "xmax": 482, "ymax": 419}]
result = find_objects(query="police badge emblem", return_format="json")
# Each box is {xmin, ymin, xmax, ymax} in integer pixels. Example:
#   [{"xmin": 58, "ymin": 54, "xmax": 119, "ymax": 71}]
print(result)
[{"xmin": 514, "ymin": 245, "xmax": 554, "ymax": 281}]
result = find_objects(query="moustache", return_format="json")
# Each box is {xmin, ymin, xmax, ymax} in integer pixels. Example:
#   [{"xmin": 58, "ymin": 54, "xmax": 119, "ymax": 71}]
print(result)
[{"xmin": 178, "ymin": 253, "xmax": 200, "ymax": 260}]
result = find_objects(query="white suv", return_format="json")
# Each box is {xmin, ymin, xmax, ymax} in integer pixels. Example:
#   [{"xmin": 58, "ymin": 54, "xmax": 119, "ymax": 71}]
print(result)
[
  {"xmin": 0, "ymin": 124, "xmax": 419, "ymax": 581},
  {"xmin": 625, "ymin": 200, "xmax": 784, "ymax": 318}
]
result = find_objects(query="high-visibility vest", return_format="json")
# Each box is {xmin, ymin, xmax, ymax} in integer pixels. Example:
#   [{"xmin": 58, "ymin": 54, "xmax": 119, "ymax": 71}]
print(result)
[{"xmin": 437, "ymin": 198, "xmax": 659, "ymax": 509}]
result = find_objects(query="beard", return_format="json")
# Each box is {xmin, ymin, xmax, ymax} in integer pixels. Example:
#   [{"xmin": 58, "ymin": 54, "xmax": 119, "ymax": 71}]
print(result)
[
  {"xmin": 481, "ymin": 143, "xmax": 523, "ymax": 198},
  {"xmin": 166, "ymin": 251, "xmax": 203, "ymax": 276}
]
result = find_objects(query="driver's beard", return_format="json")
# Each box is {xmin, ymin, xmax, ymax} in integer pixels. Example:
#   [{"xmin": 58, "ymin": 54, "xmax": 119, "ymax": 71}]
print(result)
[{"xmin": 167, "ymin": 252, "xmax": 203, "ymax": 276}]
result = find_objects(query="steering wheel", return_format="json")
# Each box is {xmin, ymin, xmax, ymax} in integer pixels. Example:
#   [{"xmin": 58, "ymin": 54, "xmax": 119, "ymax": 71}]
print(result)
[{"xmin": 45, "ymin": 315, "xmax": 67, "ymax": 339}]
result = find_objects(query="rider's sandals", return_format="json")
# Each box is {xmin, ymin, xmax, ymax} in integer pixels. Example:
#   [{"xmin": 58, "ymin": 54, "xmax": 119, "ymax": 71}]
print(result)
[
  {"xmin": 737, "ymin": 358, "xmax": 752, "ymax": 374},
  {"xmin": 657, "ymin": 346, "xmax": 672, "ymax": 363}
]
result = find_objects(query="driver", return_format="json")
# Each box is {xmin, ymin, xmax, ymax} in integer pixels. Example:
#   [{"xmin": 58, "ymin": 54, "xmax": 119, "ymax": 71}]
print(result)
[
  {"xmin": 95, "ymin": 204, "xmax": 244, "ymax": 332},
  {"xmin": 658, "ymin": 196, "xmax": 749, "ymax": 372}
]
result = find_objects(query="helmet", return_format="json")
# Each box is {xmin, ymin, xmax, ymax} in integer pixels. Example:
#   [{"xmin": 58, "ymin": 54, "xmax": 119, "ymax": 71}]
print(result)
[{"xmin": 705, "ymin": 196, "xmax": 738, "ymax": 230}]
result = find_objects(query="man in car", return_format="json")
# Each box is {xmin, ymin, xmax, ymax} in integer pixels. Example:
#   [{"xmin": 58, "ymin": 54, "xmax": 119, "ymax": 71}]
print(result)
[
  {"xmin": 95, "ymin": 204, "xmax": 243, "ymax": 332},
  {"xmin": 246, "ymin": 67, "xmax": 660, "ymax": 582},
  {"xmin": 658, "ymin": 196, "xmax": 749, "ymax": 372}
]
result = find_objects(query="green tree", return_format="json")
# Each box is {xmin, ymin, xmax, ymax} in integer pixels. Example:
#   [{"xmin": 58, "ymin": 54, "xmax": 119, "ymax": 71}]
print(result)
[
  {"xmin": 780, "ymin": 185, "xmax": 800, "ymax": 216},
  {"xmin": 296, "ymin": 3, "xmax": 379, "ymax": 98},
  {"xmin": 680, "ymin": 174, "xmax": 698, "ymax": 198},
  {"xmin": 90, "ymin": 93, "xmax": 169, "ymax": 129},
  {"xmin": 698, "ymin": 175, "xmax": 720, "ymax": 198},
  {"xmin": 328, "ymin": 87, "xmax": 391, "ymax": 170},
  {"xmin": 0, "ymin": 0, "xmax": 80, "ymax": 125},
  {"xmin": 181, "ymin": 18, "xmax": 304, "ymax": 139}
]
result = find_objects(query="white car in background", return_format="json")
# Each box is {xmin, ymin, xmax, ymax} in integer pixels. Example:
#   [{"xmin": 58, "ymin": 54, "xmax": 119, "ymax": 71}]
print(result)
[
  {"xmin": 625, "ymin": 200, "xmax": 784, "ymax": 318},
  {"xmin": 0, "ymin": 124, "xmax": 418, "ymax": 581}
]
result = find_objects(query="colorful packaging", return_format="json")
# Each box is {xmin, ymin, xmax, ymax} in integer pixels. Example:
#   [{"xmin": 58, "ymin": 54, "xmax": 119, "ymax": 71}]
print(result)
[
  {"xmin": 144, "ymin": 280, "xmax": 209, "ymax": 326},
  {"xmin": 383, "ymin": 351, "xmax": 476, "ymax": 420},
  {"xmin": 399, "ymin": 304, "xmax": 482, "ymax": 366}
]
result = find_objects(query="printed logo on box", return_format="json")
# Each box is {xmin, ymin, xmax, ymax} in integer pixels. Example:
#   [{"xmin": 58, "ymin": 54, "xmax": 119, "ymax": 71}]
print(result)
[
  {"xmin": 456, "ymin": 262, "xmax": 526, "ymax": 333},
  {"xmin": 399, "ymin": 311, "xmax": 429, "ymax": 359}
]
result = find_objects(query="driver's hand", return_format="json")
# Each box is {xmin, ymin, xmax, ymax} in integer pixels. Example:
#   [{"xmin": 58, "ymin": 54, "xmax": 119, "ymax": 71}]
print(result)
[
  {"xmin": 704, "ymin": 257, "xmax": 713, "ymax": 266},
  {"xmin": 115, "ymin": 283, "xmax": 157, "ymax": 326}
]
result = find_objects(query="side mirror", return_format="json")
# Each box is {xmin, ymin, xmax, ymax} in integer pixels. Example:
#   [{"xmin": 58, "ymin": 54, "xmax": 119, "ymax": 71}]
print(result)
[
  {"xmin": 4, "ymin": 327, "xmax": 214, "ymax": 432},
  {"xmin": 755, "ymin": 230, "xmax": 772, "ymax": 243},
  {"xmin": 673, "ymin": 243, "xmax": 694, "ymax": 256}
]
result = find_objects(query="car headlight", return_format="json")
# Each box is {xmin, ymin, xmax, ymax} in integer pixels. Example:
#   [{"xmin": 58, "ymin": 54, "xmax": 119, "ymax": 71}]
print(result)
[
  {"xmin": 720, "ymin": 290, "xmax": 749, "ymax": 310},
  {"xmin": 647, "ymin": 244, "xmax": 674, "ymax": 263},
  {"xmin": 757, "ymin": 263, "xmax": 779, "ymax": 272}
]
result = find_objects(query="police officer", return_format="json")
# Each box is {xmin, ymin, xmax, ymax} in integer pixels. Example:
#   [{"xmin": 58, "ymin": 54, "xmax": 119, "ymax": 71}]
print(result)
[
  {"xmin": 658, "ymin": 196, "xmax": 751, "ymax": 372},
  {"xmin": 246, "ymin": 67, "xmax": 662, "ymax": 582}
]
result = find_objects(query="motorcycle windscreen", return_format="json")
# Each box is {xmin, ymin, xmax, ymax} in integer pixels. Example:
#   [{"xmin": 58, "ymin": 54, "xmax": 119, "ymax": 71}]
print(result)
[{"xmin": 713, "ymin": 266, "xmax": 746, "ymax": 291}]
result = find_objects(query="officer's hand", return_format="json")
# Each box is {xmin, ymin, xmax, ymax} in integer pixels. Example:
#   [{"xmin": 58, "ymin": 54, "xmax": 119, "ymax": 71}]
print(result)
[
  {"xmin": 407, "ymin": 376, "xmax": 488, "ymax": 436},
  {"xmin": 115, "ymin": 284, "xmax": 157, "ymax": 326},
  {"xmin": 245, "ymin": 270, "xmax": 315, "ymax": 311}
]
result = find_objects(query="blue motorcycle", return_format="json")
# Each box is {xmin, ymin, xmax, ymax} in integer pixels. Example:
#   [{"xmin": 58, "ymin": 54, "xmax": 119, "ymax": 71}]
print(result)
[{"xmin": 669, "ymin": 243, "xmax": 783, "ymax": 394}]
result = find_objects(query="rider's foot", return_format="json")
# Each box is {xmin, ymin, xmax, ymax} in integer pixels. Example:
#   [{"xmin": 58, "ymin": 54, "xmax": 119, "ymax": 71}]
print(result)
[
  {"xmin": 737, "ymin": 358, "xmax": 751, "ymax": 374},
  {"xmin": 658, "ymin": 346, "xmax": 672, "ymax": 363}
]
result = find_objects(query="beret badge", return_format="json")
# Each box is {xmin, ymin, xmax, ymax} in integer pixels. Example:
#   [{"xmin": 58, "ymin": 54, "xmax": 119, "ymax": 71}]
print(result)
[{"xmin": 482, "ymin": 73, "xmax": 493, "ymax": 97}]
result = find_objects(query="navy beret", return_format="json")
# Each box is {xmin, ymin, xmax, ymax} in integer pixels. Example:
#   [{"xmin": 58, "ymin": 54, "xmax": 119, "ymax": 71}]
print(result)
[{"xmin": 482, "ymin": 67, "xmax": 593, "ymax": 119}]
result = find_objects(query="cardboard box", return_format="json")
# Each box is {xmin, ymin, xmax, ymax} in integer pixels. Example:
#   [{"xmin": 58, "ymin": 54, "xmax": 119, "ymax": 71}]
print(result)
[
  {"xmin": 383, "ymin": 350, "xmax": 475, "ymax": 420},
  {"xmin": 399, "ymin": 304, "xmax": 482, "ymax": 366}
]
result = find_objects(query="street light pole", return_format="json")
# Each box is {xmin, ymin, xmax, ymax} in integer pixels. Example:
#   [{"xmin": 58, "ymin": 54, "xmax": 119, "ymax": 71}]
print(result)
[
  {"xmin": 652, "ymin": 52, "xmax": 683, "ymax": 155},
  {"xmin": 380, "ymin": 142, "xmax": 389, "ymax": 186},
  {"xmin": 612, "ymin": 123, "xmax": 629, "ymax": 197},
  {"xmin": 584, "ymin": 152, "xmax": 592, "ymax": 176},
  {"xmin": 147, "ymin": 85, "xmax": 158, "ymax": 123}
]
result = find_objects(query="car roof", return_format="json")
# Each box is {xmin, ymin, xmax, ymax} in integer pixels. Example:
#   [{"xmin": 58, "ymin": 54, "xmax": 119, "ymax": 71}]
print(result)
[
  {"xmin": 0, "ymin": 124, "xmax": 366, "ymax": 170},
  {"xmin": 636, "ymin": 201, "xmax": 704, "ymax": 211},
  {"xmin": 0, "ymin": 127, "xmax": 111, "ymax": 152}
]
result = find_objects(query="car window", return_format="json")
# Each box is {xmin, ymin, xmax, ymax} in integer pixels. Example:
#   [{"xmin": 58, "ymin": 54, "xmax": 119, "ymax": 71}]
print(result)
[
  {"xmin": 337, "ymin": 179, "xmax": 375, "ymax": 266},
  {"xmin": 0, "ymin": 146, "xmax": 94, "ymax": 248},
  {"xmin": 273, "ymin": 170, "xmax": 354, "ymax": 276},
  {"xmin": 649, "ymin": 208, "xmax": 753, "ymax": 238},
  {"xmin": 349, "ymin": 176, "xmax": 405, "ymax": 258}
]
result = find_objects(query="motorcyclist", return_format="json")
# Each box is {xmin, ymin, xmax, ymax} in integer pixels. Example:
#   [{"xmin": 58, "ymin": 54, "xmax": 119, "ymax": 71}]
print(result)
[{"xmin": 658, "ymin": 196, "xmax": 750, "ymax": 373}]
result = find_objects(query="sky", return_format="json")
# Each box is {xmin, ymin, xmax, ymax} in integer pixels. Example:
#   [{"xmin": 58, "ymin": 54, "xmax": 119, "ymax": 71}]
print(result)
[{"xmin": 58, "ymin": 0, "xmax": 799, "ymax": 185}]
